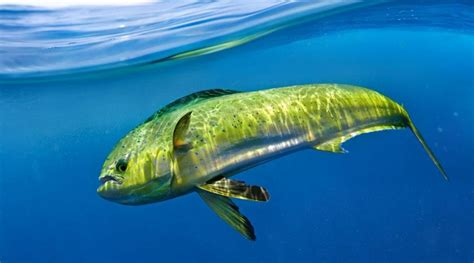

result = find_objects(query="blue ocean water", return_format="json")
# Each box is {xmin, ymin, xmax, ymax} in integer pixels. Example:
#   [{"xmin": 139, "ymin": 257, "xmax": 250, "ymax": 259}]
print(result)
[{"xmin": 0, "ymin": 1, "xmax": 473, "ymax": 262}]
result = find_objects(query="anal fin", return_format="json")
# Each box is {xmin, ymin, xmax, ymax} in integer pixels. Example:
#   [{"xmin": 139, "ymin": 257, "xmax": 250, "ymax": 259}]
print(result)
[
  {"xmin": 197, "ymin": 189, "xmax": 256, "ymax": 240},
  {"xmin": 313, "ymin": 124, "xmax": 405, "ymax": 154},
  {"xmin": 314, "ymin": 137, "xmax": 347, "ymax": 153},
  {"xmin": 197, "ymin": 177, "xmax": 270, "ymax": 202}
]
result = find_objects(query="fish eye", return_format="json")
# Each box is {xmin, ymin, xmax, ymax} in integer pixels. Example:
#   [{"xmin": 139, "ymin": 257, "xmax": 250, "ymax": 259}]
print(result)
[{"xmin": 116, "ymin": 159, "xmax": 128, "ymax": 173}]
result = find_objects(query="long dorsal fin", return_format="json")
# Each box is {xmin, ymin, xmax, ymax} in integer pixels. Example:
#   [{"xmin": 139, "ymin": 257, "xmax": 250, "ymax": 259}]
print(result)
[
  {"xmin": 198, "ymin": 177, "xmax": 270, "ymax": 202},
  {"xmin": 197, "ymin": 189, "xmax": 256, "ymax": 240},
  {"xmin": 145, "ymin": 89, "xmax": 240, "ymax": 123}
]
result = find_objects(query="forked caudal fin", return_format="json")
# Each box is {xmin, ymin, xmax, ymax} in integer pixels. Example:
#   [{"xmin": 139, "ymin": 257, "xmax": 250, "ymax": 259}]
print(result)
[{"xmin": 407, "ymin": 118, "xmax": 449, "ymax": 181}]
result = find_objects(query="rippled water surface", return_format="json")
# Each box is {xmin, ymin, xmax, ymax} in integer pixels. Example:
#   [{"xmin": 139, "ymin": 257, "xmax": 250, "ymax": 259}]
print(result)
[
  {"xmin": 1, "ymin": 0, "xmax": 472, "ymax": 79},
  {"xmin": 0, "ymin": 1, "xmax": 473, "ymax": 262}
]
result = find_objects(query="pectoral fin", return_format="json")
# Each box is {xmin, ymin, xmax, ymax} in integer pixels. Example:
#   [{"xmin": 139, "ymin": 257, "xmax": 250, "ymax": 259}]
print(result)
[
  {"xmin": 173, "ymin": 111, "xmax": 193, "ymax": 151},
  {"xmin": 197, "ymin": 189, "xmax": 256, "ymax": 240},
  {"xmin": 198, "ymin": 177, "xmax": 270, "ymax": 202},
  {"xmin": 170, "ymin": 111, "xmax": 193, "ymax": 187}
]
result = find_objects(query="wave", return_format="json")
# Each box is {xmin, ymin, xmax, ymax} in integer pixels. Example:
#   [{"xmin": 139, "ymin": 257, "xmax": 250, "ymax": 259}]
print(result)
[{"xmin": 0, "ymin": 0, "xmax": 472, "ymax": 81}]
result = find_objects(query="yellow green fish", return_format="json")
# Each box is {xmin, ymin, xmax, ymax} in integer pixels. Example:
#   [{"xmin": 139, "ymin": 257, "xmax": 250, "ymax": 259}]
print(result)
[{"xmin": 97, "ymin": 84, "xmax": 447, "ymax": 240}]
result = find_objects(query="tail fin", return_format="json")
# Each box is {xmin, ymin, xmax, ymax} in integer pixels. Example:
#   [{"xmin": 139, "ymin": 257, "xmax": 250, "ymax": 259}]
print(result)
[{"xmin": 407, "ymin": 118, "xmax": 448, "ymax": 181}]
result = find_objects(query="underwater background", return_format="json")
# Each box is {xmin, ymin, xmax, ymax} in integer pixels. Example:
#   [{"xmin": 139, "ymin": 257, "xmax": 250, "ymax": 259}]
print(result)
[{"xmin": 0, "ymin": 1, "xmax": 473, "ymax": 262}]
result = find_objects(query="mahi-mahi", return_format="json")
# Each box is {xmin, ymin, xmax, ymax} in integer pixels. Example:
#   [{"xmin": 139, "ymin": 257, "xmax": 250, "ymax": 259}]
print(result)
[{"xmin": 97, "ymin": 84, "xmax": 447, "ymax": 240}]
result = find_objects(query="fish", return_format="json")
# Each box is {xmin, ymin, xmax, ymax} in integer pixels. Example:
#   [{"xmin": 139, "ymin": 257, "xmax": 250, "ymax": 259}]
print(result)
[{"xmin": 97, "ymin": 84, "xmax": 447, "ymax": 240}]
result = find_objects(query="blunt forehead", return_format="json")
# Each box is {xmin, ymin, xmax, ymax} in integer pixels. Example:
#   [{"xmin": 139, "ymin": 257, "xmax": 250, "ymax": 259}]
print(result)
[
  {"xmin": 104, "ymin": 149, "xmax": 131, "ymax": 168},
  {"xmin": 109, "ymin": 125, "xmax": 149, "ymax": 157},
  {"xmin": 104, "ymin": 120, "xmax": 163, "ymax": 169},
  {"xmin": 102, "ymin": 140, "xmax": 136, "ymax": 173},
  {"xmin": 104, "ymin": 110, "xmax": 175, "ymax": 168}
]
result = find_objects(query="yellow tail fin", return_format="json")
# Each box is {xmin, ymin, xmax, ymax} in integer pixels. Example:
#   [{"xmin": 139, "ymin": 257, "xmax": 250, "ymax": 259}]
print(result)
[{"xmin": 407, "ymin": 118, "xmax": 448, "ymax": 181}]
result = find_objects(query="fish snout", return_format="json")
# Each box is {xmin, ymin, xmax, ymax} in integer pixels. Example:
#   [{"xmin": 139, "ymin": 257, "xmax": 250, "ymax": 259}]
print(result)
[
  {"xmin": 97, "ymin": 174, "xmax": 123, "ymax": 199},
  {"xmin": 99, "ymin": 174, "xmax": 121, "ymax": 185}
]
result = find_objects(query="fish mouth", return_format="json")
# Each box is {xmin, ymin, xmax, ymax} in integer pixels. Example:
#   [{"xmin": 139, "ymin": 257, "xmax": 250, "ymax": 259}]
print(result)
[{"xmin": 99, "ymin": 175, "xmax": 122, "ymax": 185}]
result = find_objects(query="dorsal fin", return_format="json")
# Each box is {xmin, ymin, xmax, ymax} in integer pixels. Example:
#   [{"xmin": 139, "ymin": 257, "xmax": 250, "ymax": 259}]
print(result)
[{"xmin": 144, "ymin": 89, "xmax": 240, "ymax": 123}]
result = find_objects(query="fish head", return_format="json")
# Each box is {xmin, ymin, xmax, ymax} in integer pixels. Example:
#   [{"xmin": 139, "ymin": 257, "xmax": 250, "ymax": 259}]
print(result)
[{"xmin": 97, "ymin": 132, "xmax": 173, "ymax": 205}]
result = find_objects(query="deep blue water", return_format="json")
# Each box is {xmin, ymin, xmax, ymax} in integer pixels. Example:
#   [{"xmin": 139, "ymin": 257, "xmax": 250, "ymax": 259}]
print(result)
[{"xmin": 1, "ymin": 1, "xmax": 473, "ymax": 262}]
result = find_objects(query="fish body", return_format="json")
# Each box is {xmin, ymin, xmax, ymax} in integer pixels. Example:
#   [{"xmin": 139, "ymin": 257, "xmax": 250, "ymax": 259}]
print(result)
[{"xmin": 97, "ymin": 84, "xmax": 447, "ymax": 240}]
